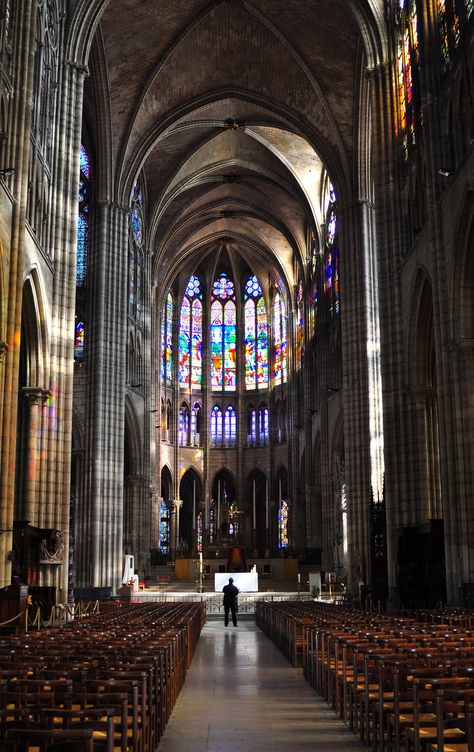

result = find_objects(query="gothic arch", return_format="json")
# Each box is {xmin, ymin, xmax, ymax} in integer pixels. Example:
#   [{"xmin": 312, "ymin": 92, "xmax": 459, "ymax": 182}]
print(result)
[
  {"xmin": 407, "ymin": 268, "xmax": 442, "ymax": 521},
  {"xmin": 21, "ymin": 271, "xmax": 48, "ymax": 388},
  {"xmin": 160, "ymin": 464, "xmax": 173, "ymax": 501},
  {"xmin": 407, "ymin": 267, "xmax": 435, "ymax": 387}
]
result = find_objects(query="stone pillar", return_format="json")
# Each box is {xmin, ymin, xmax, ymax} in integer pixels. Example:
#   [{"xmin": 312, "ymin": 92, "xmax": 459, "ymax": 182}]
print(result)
[
  {"xmin": 42, "ymin": 55, "xmax": 89, "ymax": 601},
  {"xmin": 0, "ymin": 0, "xmax": 37, "ymax": 589},
  {"xmin": 78, "ymin": 202, "xmax": 129, "ymax": 593},
  {"xmin": 22, "ymin": 387, "xmax": 51, "ymax": 526}
]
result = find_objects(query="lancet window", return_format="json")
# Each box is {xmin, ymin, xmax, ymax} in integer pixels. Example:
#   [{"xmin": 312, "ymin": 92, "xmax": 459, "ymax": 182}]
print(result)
[
  {"xmin": 210, "ymin": 273, "xmax": 236, "ymax": 391},
  {"xmin": 77, "ymin": 144, "xmax": 90, "ymax": 287},
  {"xmin": 160, "ymin": 293, "xmax": 173, "ymax": 383},
  {"xmin": 129, "ymin": 179, "xmax": 144, "ymax": 322},
  {"xmin": 273, "ymin": 289, "xmax": 287, "ymax": 385},
  {"xmin": 244, "ymin": 275, "xmax": 268, "ymax": 389},
  {"xmin": 179, "ymin": 275, "xmax": 202, "ymax": 390},
  {"xmin": 295, "ymin": 280, "xmax": 305, "ymax": 369},
  {"xmin": 323, "ymin": 180, "xmax": 340, "ymax": 315},
  {"xmin": 397, "ymin": 0, "xmax": 419, "ymax": 159}
]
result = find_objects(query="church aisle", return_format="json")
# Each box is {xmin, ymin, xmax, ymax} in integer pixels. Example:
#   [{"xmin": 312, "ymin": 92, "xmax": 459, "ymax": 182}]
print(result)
[{"xmin": 157, "ymin": 619, "xmax": 363, "ymax": 752}]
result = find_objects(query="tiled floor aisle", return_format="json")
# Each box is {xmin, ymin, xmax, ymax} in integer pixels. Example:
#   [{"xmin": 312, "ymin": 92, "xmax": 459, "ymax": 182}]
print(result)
[{"xmin": 157, "ymin": 619, "xmax": 363, "ymax": 751}]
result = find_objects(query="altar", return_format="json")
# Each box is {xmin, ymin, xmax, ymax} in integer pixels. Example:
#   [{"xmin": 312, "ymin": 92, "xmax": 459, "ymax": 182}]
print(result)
[{"xmin": 214, "ymin": 572, "xmax": 258, "ymax": 592}]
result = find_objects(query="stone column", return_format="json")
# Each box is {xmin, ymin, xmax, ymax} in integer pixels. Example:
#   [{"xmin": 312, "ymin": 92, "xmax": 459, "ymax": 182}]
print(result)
[
  {"xmin": 78, "ymin": 202, "xmax": 129, "ymax": 593},
  {"xmin": 42, "ymin": 55, "xmax": 89, "ymax": 600},
  {"xmin": 22, "ymin": 387, "xmax": 51, "ymax": 526},
  {"xmin": 0, "ymin": 0, "xmax": 37, "ymax": 589}
]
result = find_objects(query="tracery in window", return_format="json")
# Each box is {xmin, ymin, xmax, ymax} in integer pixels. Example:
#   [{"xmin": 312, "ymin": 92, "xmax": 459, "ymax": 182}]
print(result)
[
  {"xmin": 258, "ymin": 404, "xmax": 269, "ymax": 446},
  {"xmin": 273, "ymin": 289, "xmax": 287, "ymax": 385},
  {"xmin": 210, "ymin": 404, "xmax": 236, "ymax": 447},
  {"xmin": 224, "ymin": 405, "xmax": 237, "ymax": 446},
  {"xmin": 247, "ymin": 406, "xmax": 257, "ymax": 446},
  {"xmin": 179, "ymin": 275, "xmax": 202, "ymax": 390},
  {"xmin": 210, "ymin": 273, "xmax": 236, "ymax": 391},
  {"xmin": 244, "ymin": 275, "xmax": 268, "ymax": 389},
  {"xmin": 77, "ymin": 144, "xmax": 90, "ymax": 287},
  {"xmin": 179, "ymin": 403, "xmax": 190, "ymax": 446},
  {"xmin": 210, "ymin": 405, "xmax": 223, "ymax": 446},
  {"xmin": 160, "ymin": 292, "xmax": 173, "ymax": 383},
  {"xmin": 74, "ymin": 316, "xmax": 84, "ymax": 360}
]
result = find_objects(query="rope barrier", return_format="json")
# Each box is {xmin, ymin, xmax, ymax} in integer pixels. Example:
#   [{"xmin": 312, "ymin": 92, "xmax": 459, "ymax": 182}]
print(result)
[
  {"xmin": 0, "ymin": 599, "xmax": 102, "ymax": 631},
  {"xmin": 0, "ymin": 611, "xmax": 23, "ymax": 627}
]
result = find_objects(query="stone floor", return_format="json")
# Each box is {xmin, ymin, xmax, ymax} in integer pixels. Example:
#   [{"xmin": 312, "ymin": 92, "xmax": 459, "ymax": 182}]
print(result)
[{"xmin": 157, "ymin": 618, "xmax": 363, "ymax": 751}]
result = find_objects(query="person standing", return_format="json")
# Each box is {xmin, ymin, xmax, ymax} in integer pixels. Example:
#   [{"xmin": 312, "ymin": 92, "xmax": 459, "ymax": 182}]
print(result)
[{"xmin": 222, "ymin": 577, "xmax": 239, "ymax": 626}]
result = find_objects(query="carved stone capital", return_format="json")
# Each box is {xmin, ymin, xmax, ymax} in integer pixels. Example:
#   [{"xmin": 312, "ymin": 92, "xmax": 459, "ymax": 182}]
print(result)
[{"xmin": 22, "ymin": 387, "xmax": 52, "ymax": 406}]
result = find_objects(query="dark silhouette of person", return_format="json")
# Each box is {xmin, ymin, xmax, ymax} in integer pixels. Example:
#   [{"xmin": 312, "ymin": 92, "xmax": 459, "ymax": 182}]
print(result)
[{"xmin": 222, "ymin": 577, "xmax": 239, "ymax": 626}]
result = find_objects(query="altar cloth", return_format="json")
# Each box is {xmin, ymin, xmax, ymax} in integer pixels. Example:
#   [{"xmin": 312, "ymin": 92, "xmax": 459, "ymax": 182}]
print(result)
[{"xmin": 214, "ymin": 572, "xmax": 259, "ymax": 592}]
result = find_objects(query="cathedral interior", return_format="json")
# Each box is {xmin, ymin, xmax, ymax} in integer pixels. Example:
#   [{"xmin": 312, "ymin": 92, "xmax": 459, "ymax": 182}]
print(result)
[{"xmin": 0, "ymin": 0, "xmax": 473, "ymax": 611}]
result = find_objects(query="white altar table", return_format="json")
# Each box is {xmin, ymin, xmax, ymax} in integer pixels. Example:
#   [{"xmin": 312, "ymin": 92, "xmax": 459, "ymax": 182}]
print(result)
[{"xmin": 214, "ymin": 572, "xmax": 259, "ymax": 592}]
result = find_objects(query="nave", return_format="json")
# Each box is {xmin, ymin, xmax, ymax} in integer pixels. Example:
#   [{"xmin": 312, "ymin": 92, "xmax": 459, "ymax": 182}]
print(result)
[{"xmin": 157, "ymin": 619, "xmax": 363, "ymax": 752}]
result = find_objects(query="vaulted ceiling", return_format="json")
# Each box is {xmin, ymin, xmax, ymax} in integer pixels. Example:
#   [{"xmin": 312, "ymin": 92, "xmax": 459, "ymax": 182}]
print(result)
[{"xmin": 82, "ymin": 0, "xmax": 382, "ymax": 296}]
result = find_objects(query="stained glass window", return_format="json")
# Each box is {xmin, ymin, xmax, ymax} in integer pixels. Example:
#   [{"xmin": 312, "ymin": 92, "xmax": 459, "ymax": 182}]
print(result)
[
  {"xmin": 75, "ymin": 316, "xmax": 84, "ymax": 360},
  {"xmin": 248, "ymin": 407, "xmax": 257, "ymax": 445},
  {"xmin": 243, "ymin": 275, "xmax": 268, "ymax": 389},
  {"xmin": 211, "ymin": 405, "xmax": 223, "ymax": 446},
  {"xmin": 179, "ymin": 276, "xmax": 202, "ymax": 389},
  {"xmin": 210, "ymin": 273, "xmax": 236, "ymax": 390},
  {"xmin": 129, "ymin": 179, "xmax": 144, "ymax": 320},
  {"xmin": 224, "ymin": 405, "xmax": 237, "ymax": 446},
  {"xmin": 258, "ymin": 404, "xmax": 269, "ymax": 446},
  {"xmin": 159, "ymin": 500, "xmax": 170, "ymax": 553},
  {"xmin": 324, "ymin": 184, "xmax": 340, "ymax": 315},
  {"xmin": 295, "ymin": 280, "xmax": 305, "ymax": 370},
  {"xmin": 273, "ymin": 290, "xmax": 287, "ymax": 385},
  {"xmin": 161, "ymin": 293, "xmax": 173, "ymax": 383},
  {"xmin": 179, "ymin": 403, "xmax": 190, "ymax": 446},
  {"xmin": 77, "ymin": 144, "xmax": 90, "ymax": 286},
  {"xmin": 397, "ymin": 0, "xmax": 419, "ymax": 158},
  {"xmin": 190, "ymin": 402, "xmax": 201, "ymax": 445},
  {"xmin": 278, "ymin": 500, "xmax": 289, "ymax": 548}
]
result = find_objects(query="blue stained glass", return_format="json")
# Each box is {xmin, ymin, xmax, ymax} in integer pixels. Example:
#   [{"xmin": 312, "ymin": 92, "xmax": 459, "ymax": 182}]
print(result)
[
  {"xmin": 77, "ymin": 213, "xmax": 87, "ymax": 287},
  {"xmin": 80, "ymin": 144, "xmax": 90, "ymax": 178},
  {"xmin": 131, "ymin": 207, "xmax": 143, "ymax": 245},
  {"xmin": 159, "ymin": 500, "xmax": 170, "ymax": 553},
  {"xmin": 211, "ymin": 405, "xmax": 223, "ymax": 446},
  {"xmin": 224, "ymin": 405, "xmax": 237, "ymax": 445},
  {"xmin": 248, "ymin": 408, "xmax": 257, "ymax": 444},
  {"xmin": 77, "ymin": 143, "xmax": 90, "ymax": 287}
]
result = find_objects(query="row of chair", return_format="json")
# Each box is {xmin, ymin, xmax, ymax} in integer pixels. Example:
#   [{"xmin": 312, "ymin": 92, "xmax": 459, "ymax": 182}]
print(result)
[
  {"xmin": 257, "ymin": 600, "xmax": 474, "ymax": 751},
  {"xmin": 0, "ymin": 601, "xmax": 205, "ymax": 751}
]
